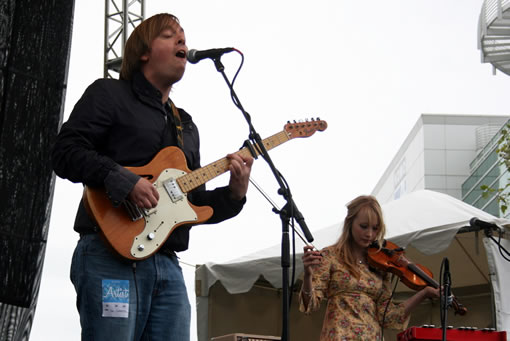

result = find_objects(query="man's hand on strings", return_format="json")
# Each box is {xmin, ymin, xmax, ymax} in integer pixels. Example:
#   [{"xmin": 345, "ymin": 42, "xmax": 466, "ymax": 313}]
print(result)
[{"xmin": 128, "ymin": 177, "xmax": 159, "ymax": 209}]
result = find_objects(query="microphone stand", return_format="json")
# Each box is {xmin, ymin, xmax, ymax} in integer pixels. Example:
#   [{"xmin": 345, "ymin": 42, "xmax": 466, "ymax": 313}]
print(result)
[
  {"xmin": 212, "ymin": 56, "xmax": 314, "ymax": 341},
  {"xmin": 441, "ymin": 257, "xmax": 451, "ymax": 341}
]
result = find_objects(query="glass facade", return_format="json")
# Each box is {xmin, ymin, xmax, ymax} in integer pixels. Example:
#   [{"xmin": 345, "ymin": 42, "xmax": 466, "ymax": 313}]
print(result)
[{"xmin": 462, "ymin": 123, "xmax": 510, "ymax": 218}]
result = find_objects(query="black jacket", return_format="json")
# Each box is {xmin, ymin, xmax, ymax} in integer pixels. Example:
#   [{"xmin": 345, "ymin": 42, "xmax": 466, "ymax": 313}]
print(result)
[{"xmin": 51, "ymin": 72, "xmax": 245, "ymax": 252}]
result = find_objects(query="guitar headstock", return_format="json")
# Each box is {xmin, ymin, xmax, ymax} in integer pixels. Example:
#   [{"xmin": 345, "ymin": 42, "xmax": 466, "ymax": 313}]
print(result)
[{"xmin": 284, "ymin": 118, "xmax": 328, "ymax": 139}]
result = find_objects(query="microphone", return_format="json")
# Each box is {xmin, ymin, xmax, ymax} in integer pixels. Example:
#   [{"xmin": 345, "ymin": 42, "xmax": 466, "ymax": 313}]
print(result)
[
  {"xmin": 291, "ymin": 201, "xmax": 314, "ymax": 243},
  {"xmin": 469, "ymin": 217, "xmax": 500, "ymax": 231},
  {"xmin": 186, "ymin": 48, "xmax": 234, "ymax": 64}
]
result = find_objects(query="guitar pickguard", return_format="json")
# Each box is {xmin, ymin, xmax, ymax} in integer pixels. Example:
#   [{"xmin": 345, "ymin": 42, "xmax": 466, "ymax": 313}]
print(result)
[{"xmin": 130, "ymin": 168, "xmax": 198, "ymax": 258}]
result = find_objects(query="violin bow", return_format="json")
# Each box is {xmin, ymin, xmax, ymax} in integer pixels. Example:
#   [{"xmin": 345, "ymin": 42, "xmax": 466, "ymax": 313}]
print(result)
[{"xmin": 249, "ymin": 177, "xmax": 320, "ymax": 252}]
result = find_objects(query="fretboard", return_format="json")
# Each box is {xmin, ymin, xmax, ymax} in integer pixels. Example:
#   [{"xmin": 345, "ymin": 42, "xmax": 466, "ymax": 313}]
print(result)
[
  {"xmin": 177, "ymin": 130, "xmax": 291, "ymax": 193},
  {"xmin": 408, "ymin": 263, "xmax": 439, "ymax": 288}
]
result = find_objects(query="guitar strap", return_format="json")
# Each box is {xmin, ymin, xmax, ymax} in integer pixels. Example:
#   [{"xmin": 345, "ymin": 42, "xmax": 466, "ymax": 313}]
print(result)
[{"xmin": 169, "ymin": 100, "xmax": 184, "ymax": 149}]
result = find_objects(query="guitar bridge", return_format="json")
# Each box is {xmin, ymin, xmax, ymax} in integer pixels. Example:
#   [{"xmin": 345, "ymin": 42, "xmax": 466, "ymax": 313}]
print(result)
[
  {"xmin": 163, "ymin": 177, "xmax": 184, "ymax": 202},
  {"xmin": 122, "ymin": 201, "xmax": 144, "ymax": 221}
]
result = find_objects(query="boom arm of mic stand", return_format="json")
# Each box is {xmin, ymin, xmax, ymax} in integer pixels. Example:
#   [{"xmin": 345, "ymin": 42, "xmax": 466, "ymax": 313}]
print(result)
[
  {"xmin": 288, "ymin": 198, "xmax": 314, "ymax": 243},
  {"xmin": 212, "ymin": 56, "xmax": 314, "ymax": 243}
]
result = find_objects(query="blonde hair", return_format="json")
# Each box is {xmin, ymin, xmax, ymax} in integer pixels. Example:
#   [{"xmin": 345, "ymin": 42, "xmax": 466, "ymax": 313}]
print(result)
[
  {"xmin": 120, "ymin": 13, "xmax": 180, "ymax": 80},
  {"xmin": 333, "ymin": 195, "xmax": 386, "ymax": 279}
]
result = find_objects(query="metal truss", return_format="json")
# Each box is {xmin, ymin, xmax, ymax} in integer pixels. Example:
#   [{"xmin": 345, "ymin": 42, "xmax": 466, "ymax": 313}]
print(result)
[{"xmin": 104, "ymin": 0, "xmax": 145, "ymax": 78}]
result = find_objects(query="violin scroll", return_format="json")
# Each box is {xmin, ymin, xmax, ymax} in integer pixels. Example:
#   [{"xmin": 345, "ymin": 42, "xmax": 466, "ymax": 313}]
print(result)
[{"xmin": 451, "ymin": 299, "xmax": 467, "ymax": 316}]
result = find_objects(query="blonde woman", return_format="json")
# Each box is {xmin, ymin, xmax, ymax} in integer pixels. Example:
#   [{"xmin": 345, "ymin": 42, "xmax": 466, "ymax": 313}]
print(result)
[{"xmin": 300, "ymin": 195, "xmax": 438, "ymax": 340}]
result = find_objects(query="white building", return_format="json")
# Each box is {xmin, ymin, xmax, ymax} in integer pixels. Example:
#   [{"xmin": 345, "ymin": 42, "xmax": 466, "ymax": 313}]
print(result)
[{"xmin": 371, "ymin": 114, "xmax": 509, "ymax": 205}]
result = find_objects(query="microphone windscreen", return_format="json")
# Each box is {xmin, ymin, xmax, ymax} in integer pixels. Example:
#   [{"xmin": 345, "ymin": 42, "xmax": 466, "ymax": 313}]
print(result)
[{"xmin": 186, "ymin": 49, "xmax": 199, "ymax": 64}]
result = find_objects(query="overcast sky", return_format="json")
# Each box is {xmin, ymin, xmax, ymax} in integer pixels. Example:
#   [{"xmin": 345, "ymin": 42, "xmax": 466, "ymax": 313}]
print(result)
[{"xmin": 30, "ymin": 1, "xmax": 510, "ymax": 340}]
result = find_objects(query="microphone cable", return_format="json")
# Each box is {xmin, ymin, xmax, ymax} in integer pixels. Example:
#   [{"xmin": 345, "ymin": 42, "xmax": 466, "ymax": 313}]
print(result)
[
  {"xmin": 378, "ymin": 273, "xmax": 399, "ymax": 340},
  {"xmin": 485, "ymin": 227, "xmax": 510, "ymax": 262},
  {"xmin": 228, "ymin": 49, "xmax": 244, "ymax": 111},
  {"xmin": 132, "ymin": 262, "xmax": 139, "ymax": 341}
]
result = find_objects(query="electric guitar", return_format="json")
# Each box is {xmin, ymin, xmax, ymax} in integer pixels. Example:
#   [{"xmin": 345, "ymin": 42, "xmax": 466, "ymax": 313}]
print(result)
[{"xmin": 83, "ymin": 119, "xmax": 327, "ymax": 260}]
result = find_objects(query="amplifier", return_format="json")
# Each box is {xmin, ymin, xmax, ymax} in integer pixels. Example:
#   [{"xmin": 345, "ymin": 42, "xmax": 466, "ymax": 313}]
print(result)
[
  {"xmin": 211, "ymin": 333, "xmax": 281, "ymax": 341},
  {"xmin": 397, "ymin": 326, "xmax": 507, "ymax": 341}
]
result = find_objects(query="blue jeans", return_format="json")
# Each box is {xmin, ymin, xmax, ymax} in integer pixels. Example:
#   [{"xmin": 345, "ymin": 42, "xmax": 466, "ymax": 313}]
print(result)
[{"xmin": 70, "ymin": 234, "xmax": 190, "ymax": 341}]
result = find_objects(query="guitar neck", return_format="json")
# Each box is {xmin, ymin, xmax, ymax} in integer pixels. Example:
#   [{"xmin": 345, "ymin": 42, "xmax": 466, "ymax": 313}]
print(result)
[{"xmin": 177, "ymin": 130, "xmax": 290, "ymax": 193}]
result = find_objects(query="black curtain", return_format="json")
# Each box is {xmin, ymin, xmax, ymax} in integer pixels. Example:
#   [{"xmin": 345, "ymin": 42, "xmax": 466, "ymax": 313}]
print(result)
[{"xmin": 0, "ymin": 0, "xmax": 74, "ymax": 339}]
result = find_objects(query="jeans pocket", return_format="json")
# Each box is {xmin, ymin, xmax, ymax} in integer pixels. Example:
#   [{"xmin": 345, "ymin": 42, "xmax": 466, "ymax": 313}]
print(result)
[{"xmin": 81, "ymin": 234, "xmax": 113, "ymax": 257}]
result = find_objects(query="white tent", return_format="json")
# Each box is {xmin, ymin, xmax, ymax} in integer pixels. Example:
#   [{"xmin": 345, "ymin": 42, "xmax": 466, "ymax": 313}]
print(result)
[{"xmin": 195, "ymin": 190, "xmax": 510, "ymax": 340}]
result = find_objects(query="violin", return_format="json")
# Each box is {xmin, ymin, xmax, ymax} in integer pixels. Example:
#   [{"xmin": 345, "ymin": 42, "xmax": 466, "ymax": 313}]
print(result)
[{"xmin": 367, "ymin": 239, "xmax": 468, "ymax": 316}]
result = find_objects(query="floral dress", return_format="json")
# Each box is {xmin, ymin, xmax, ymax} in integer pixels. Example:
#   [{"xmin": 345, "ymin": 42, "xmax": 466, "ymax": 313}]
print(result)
[{"xmin": 299, "ymin": 246, "xmax": 409, "ymax": 341}]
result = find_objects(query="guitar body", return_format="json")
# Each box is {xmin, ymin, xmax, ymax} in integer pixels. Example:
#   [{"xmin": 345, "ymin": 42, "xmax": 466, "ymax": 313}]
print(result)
[{"xmin": 83, "ymin": 146, "xmax": 213, "ymax": 260}]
